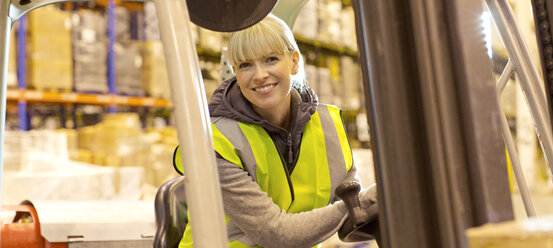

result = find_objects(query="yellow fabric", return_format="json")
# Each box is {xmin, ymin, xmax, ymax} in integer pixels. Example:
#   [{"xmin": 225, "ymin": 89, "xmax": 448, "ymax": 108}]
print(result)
[
  {"xmin": 288, "ymin": 111, "xmax": 331, "ymax": 212},
  {"xmin": 239, "ymin": 122, "xmax": 293, "ymax": 210},
  {"xmin": 174, "ymin": 124, "xmax": 243, "ymax": 174},
  {"xmin": 177, "ymin": 106, "xmax": 350, "ymax": 247},
  {"xmin": 212, "ymin": 123, "xmax": 244, "ymax": 169},
  {"xmin": 179, "ymin": 216, "xmax": 262, "ymax": 248}
]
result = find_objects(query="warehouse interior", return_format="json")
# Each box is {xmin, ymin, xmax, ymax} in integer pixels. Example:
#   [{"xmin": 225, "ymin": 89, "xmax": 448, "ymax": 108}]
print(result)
[{"xmin": 1, "ymin": 0, "xmax": 553, "ymax": 247}]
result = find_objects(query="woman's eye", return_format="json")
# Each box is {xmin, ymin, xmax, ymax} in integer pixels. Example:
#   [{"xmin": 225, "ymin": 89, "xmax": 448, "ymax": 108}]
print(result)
[
  {"xmin": 267, "ymin": 56, "xmax": 279, "ymax": 63},
  {"xmin": 239, "ymin": 62, "xmax": 251, "ymax": 69}
]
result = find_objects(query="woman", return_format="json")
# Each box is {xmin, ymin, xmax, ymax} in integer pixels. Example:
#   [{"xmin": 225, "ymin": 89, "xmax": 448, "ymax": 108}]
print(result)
[{"xmin": 174, "ymin": 14, "xmax": 377, "ymax": 248}]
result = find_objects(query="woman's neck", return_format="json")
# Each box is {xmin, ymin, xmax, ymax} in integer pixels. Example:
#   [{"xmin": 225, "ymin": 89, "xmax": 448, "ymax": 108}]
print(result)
[{"xmin": 253, "ymin": 97, "xmax": 292, "ymax": 131}]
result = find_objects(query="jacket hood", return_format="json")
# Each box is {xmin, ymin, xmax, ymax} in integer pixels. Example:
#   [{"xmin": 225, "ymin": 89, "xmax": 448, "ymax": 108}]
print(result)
[{"xmin": 208, "ymin": 77, "xmax": 318, "ymax": 132}]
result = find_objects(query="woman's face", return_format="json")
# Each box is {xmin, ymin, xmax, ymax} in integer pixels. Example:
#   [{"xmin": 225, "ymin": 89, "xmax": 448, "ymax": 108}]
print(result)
[{"xmin": 234, "ymin": 51, "xmax": 299, "ymax": 115}]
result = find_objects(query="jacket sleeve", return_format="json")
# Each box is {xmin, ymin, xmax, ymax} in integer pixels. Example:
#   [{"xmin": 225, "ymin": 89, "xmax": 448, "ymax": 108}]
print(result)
[{"xmin": 217, "ymin": 156, "xmax": 351, "ymax": 248}]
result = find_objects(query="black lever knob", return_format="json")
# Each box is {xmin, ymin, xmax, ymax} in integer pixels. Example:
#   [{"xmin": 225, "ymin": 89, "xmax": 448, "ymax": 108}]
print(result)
[{"xmin": 335, "ymin": 181, "xmax": 369, "ymax": 227}]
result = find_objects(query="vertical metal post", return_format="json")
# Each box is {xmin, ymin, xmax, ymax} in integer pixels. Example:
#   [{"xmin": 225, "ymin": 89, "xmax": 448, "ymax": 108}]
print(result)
[
  {"xmin": 153, "ymin": 0, "xmax": 228, "ymax": 246},
  {"xmin": 17, "ymin": 15, "xmax": 27, "ymax": 130},
  {"xmin": 0, "ymin": 0, "xmax": 12, "ymax": 221},
  {"xmin": 352, "ymin": 0, "xmax": 514, "ymax": 247},
  {"xmin": 107, "ymin": 0, "xmax": 116, "ymax": 113},
  {"xmin": 486, "ymin": 0, "xmax": 553, "ymax": 178}
]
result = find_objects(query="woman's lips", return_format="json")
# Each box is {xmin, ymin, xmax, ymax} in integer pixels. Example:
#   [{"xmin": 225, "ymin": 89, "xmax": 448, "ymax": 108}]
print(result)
[{"xmin": 253, "ymin": 83, "xmax": 278, "ymax": 93}]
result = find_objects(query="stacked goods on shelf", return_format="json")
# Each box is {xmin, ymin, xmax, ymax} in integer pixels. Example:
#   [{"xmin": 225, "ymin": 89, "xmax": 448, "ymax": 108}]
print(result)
[
  {"xmin": 74, "ymin": 113, "xmax": 180, "ymax": 198},
  {"xmin": 304, "ymin": 64, "xmax": 319, "ymax": 94},
  {"xmin": 71, "ymin": 9, "xmax": 109, "ymax": 93},
  {"xmin": 2, "ymin": 129, "xmax": 144, "ymax": 204},
  {"xmin": 326, "ymin": 56, "xmax": 343, "ymax": 107},
  {"xmin": 317, "ymin": 66, "xmax": 333, "ymax": 104},
  {"xmin": 140, "ymin": 41, "xmax": 170, "ymax": 99},
  {"xmin": 113, "ymin": 6, "xmax": 144, "ymax": 96},
  {"xmin": 114, "ymin": 42, "xmax": 144, "ymax": 96},
  {"xmin": 27, "ymin": 5, "xmax": 72, "ymax": 91},
  {"xmin": 304, "ymin": 58, "xmax": 363, "ymax": 111},
  {"xmin": 139, "ymin": 2, "xmax": 199, "ymax": 43},
  {"xmin": 7, "ymin": 26, "xmax": 17, "ymax": 88},
  {"xmin": 340, "ymin": 56, "xmax": 362, "ymax": 110},
  {"xmin": 292, "ymin": 0, "xmax": 363, "ymax": 111},
  {"xmin": 293, "ymin": 0, "xmax": 357, "ymax": 51},
  {"xmin": 113, "ymin": 6, "xmax": 131, "ymax": 41},
  {"xmin": 77, "ymin": 113, "xmax": 147, "ymax": 167},
  {"xmin": 317, "ymin": 0, "xmax": 343, "ymax": 45},
  {"xmin": 142, "ymin": 2, "xmax": 161, "ymax": 40},
  {"xmin": 340, "ymin": 7, "xmax": 357, "ymax": 51},
  {"xmin": 3, "ymin": 131, "xmax": 30, "ymax": 171},
  {"xmin": 142, "ymin": 127, "xmax": 180, "ymax": 198}
]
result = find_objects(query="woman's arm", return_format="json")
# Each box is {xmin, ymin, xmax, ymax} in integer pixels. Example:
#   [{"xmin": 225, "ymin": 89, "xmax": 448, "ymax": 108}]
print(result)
[{"xmin": 218, "ymin": 157, "xmax": 349, "ymax": 248}]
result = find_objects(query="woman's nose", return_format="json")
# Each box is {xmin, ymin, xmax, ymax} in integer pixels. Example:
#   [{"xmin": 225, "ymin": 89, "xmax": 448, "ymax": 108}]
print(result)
[{"xmin": 253, "ymin": 65, "xmax": 269, "ymax": 81}]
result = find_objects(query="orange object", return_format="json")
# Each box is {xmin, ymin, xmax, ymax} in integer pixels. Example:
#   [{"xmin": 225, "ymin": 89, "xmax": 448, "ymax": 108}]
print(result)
[
  {"xmin": 1, "ymin": 205, "xmax": 44, "ymax": 248},
  {"xmin": 1, "ymin": 205, "xmax": 68, "ymax": 248}
]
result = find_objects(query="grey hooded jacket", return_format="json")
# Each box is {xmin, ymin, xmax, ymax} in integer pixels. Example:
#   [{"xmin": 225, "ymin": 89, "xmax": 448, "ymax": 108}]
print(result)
[{"xmin": 208, "ymin": 77, "xmax": 358, "ymax": 248}]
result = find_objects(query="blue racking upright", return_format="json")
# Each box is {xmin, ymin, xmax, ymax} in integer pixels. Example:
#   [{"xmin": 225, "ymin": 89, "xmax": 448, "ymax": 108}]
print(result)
[
  {"xmin": 107, "ymin": 0, "xmax": 116, "ymax": 113},
  {"xmin": 17, "ymin": 16, "xmax": 28, "ymax": 130}
]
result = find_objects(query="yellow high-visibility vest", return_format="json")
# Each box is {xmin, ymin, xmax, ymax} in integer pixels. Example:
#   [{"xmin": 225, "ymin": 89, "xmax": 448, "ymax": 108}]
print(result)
[{"xmin": 174, "ymin": 104, "xmax": 353, "ymax": 248}]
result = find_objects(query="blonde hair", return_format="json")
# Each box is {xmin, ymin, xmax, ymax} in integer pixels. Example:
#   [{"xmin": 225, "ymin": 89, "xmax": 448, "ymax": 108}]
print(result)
[{"xmin": 228, "ymin": 14, "xmax": 306, "ymax": 85}]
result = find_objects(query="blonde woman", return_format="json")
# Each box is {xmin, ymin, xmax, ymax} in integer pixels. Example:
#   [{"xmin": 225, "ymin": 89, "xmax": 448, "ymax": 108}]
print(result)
[{"xmin": 174, "ymin": 14, "xmax": 377, "ymax": 248}]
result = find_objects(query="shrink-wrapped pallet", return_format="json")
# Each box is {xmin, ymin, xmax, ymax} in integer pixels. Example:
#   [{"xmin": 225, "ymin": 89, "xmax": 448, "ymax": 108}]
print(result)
[
  {"xmin": 115, "ymin": 42, "xmax": 143, "ymax": 96},
  {"xmin": 71, "ymin": 9, "xmax": 108, "ymax": 93},
  {"xmin": 143, "ymin": 2, "xmax": 161, "ymax": 40}
]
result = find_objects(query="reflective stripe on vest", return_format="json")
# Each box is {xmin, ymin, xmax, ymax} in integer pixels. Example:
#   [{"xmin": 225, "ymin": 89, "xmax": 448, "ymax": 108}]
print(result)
[{"xmin": 174, "ymin": 104, "xmax": 353, "ymax": 248}]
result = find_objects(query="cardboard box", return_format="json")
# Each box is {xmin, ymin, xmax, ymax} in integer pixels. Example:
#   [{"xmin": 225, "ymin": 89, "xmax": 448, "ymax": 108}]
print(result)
[{"xmin": 27, "ymin": 5, "xmax": 72, "ymax": 91}]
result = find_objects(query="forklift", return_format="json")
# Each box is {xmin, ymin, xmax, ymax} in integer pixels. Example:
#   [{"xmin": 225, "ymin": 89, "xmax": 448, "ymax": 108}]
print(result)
[{"xmin": 2, "ymin": 0, "xmax": 553, "ymax": 247}]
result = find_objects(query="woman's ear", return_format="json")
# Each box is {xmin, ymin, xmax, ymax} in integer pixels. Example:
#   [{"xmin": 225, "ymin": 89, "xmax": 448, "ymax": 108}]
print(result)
[
  {"xmin": 292, "ymin": 50, "xmax": 300, "ymax": 65},
  {"xmin": 291, "ymin": 50, "xmax": 300, "ymax": 75}
]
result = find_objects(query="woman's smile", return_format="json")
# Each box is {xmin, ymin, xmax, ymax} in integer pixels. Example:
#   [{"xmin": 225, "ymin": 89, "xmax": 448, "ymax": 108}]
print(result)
[{"xmin": 253, "ymin": 82, "xmax": 279, "ymax": 94}]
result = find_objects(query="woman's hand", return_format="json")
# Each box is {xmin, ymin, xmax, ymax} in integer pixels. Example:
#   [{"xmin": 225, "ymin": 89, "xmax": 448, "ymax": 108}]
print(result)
[{"xmin": 359, "ymin": 183, "xmax": 377, "ymax": 208}]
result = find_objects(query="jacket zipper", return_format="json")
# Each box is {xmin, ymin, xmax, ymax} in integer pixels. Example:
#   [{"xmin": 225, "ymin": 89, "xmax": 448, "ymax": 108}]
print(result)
[
  {"xmin": 278, "ymin": 148, "xmax": 295, "ymax": 203},
  {"xmin": 287, "ymin": 133, "xmax": 293, "ymax": 164}
]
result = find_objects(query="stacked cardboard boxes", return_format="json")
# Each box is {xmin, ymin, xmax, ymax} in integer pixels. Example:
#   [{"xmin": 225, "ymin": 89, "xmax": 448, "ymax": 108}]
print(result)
[
  {"xmin": 140, "ymin": 41, "xmax": 170, "ymax": 99},
  {"xmin": 7, "ymin": 26, "xmax": 17, "ymax": 88},
  {"xmin": 27, "ymin": 5, "xmax": 72, "ymax": 91}
]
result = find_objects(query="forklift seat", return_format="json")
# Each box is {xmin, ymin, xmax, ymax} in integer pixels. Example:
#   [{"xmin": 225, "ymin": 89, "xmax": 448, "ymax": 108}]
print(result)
[{"xmin": 154, "ymin": 176, "xmax": 188, "ymax": 248}]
